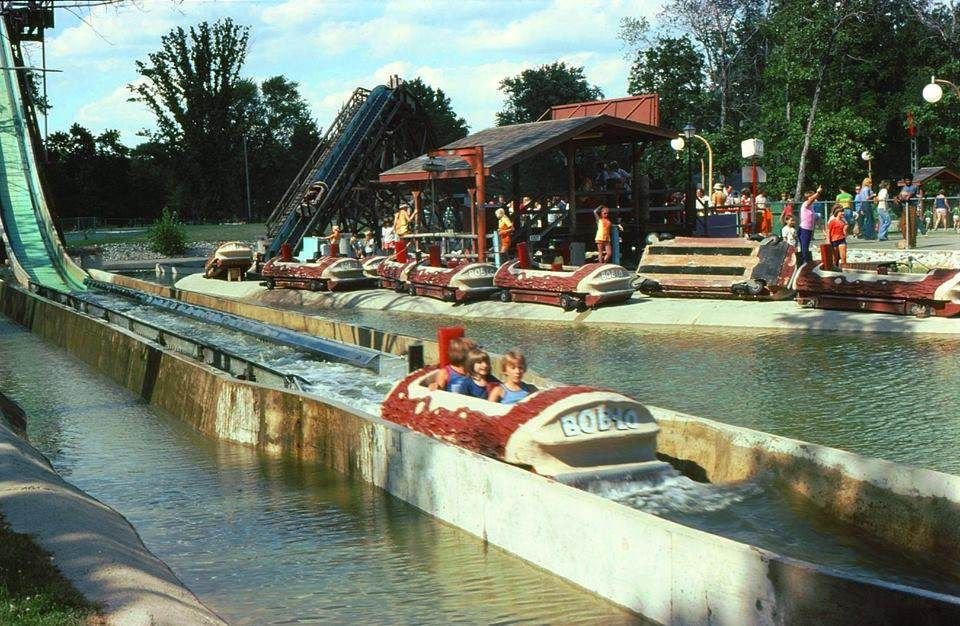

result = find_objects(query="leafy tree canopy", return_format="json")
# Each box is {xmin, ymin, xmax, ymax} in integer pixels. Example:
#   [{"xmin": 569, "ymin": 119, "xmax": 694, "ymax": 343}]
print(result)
[
  {"xmin": 496, "ymin": 62, "xmax": 603, "ymax": 126},
  {"xmin": 405, "ymin": 78, "xmax": 469, "ymax": 146}
]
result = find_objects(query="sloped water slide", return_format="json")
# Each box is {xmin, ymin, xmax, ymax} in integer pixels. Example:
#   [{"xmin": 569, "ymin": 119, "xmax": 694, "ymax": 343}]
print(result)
[
  {"xmin": 0, "ymin": 18, "xmax": 86, "ymax": 291},
  {"xmin": 266, "ymin": 85, "xmax": 412, "ymax": 259}
]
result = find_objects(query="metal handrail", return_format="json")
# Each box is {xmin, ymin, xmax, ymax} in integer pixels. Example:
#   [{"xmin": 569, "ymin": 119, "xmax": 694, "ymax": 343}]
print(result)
[{"xmin": 29, "ymin": 281, "xmax": 310, "ymax": 391}]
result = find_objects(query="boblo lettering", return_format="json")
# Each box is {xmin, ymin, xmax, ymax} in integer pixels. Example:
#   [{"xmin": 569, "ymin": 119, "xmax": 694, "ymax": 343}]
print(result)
[{"xmin": 559, "ymin": 406, "xmax": 641, "ymax": 437}]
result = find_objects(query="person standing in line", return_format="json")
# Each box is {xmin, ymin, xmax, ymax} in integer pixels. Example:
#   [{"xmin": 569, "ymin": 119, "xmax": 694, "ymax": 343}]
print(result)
[
  {"xmin": 781, "ymin": 215, "xmax": 798, "ymax": 247},
  {"xmin": 798, "ymin": 186, "xmax": 822, "ymax": 264},
  {"xmin": 495, "ymin": 207, "xmax": 513, "ymax": 255},
  {"xmin": 593, "ymin": 205, "xmax": 622, "ymax": 264},
  {"xmin": 780, "ymin": 192, "xmax": 795, "ymax": 226},
  {"xmin": 394, "ymin": 202, "xmax": 418, "ymax": 240},
  {"xmin": 711, "ymin": 183, "xmax": 726, "ymax": 208},
  {"xmin": 933, "ymin": 190, "xmax": 951, "ymax": 231},
  {"xmin": 855, "ymin": 177, "xmax": 876, "ymax": 239},
  {"xmin": 876, "ymin": 180, "xmax": 892, "ymax": 241},
  {"xmin": 953, "ymin": 203, "xmax": 960, "ymax": 233},
  {"xmin": 695, "ymin": 187, "xmax": 709, "ymax": 212},
  {"xmin": 739, "ymin": 187, "xmax": 753, "ymax": 235},
  {"xmin": 756, "ymin": 189, "xmax": 772, "ymax": 236},
  {"xmin": 836, "ymin": 187, "xmax": 854, "ymax": 235},
  {"xmin": 826, "ymin": 204, "xmax": 849, "ymax": 266}
]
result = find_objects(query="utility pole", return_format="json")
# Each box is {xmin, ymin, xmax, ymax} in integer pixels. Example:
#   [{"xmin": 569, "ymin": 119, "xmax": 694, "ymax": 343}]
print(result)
[{"xmin": 243, "ymin": 136, "xmax": 252, "ymax": 221}]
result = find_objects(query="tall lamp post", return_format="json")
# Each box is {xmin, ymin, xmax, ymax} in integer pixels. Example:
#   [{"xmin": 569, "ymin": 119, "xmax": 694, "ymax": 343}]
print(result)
[
  {"xmin": 922, "ymin": 75, "xmax": 960, "ymax": 103},
  {"xmin": 682, "ymin": 123, "xmax": 697, "ymax": 234},
  {"xmin": 861, "ymin": 150, "xmax": 873, "ymax": 180}
]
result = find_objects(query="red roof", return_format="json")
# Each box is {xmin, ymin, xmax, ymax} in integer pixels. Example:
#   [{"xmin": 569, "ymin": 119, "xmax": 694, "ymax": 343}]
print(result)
[{"xmin": 543, "ymin": 94, "xmax": 659, "ymax": 127}]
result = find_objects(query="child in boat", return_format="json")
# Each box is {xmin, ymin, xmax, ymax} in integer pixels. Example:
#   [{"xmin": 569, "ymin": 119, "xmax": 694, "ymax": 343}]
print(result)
[
  {"xmin": 429, "ymin": 337, "xmax": 476, "ymax": 392},
  {"xmin": 453, "ymin": 348, "xmax": 499, "ymax": 398},
  {"xmin": 488, "ymin": 350, "xmax": 535, "ymax": 404}
]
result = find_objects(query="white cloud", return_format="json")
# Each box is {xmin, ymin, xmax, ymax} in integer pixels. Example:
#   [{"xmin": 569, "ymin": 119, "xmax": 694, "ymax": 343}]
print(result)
[
  {"xmin": 44, "ymin": 0, "xmax": 668, "ymax": 144},
  {"xmin": 74, "ymin": 79, "xmax": 155, "ymax": 144},
  {"xmin": 260, "ymin": 0, "xmax": 338, "ymax": 26}
]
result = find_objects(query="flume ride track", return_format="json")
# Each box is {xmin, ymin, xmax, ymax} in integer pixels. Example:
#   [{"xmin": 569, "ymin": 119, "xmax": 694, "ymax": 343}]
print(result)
[
  {"xmin": 0, "ymin": 17, "xmax": 85, "ymax": 291},
  {"xmin": 266, "ymin": 84, "xmax": 432, "ymax": 258},
  {"xmin": 26, "ymin": 279, "xmax": 407, "ymax": 393}
]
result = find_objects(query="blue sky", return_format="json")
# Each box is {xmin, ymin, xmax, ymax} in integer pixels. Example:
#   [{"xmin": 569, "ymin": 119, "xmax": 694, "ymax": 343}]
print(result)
[{"xmin": 26, "ymin": 0, "xmax": 663, "ymax": 146}]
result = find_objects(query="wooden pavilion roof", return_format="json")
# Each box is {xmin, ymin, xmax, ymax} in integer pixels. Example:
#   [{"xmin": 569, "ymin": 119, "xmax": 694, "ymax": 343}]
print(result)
[
  {"xmin": 912, "ymin": 166, "xmax": 960, "ymax": 187},
  {"xmin": 378, "ymin": 115, "xmax": 675, "ymax": 183}
]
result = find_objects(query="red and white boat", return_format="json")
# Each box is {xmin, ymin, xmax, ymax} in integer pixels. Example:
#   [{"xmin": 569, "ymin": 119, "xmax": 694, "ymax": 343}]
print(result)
[
  {"xmin": 493, "ymin": 260, "xmax": 635, "ymax": 311},
  {"xmin": 794, "ymin": 261, "xmax": 960, "ymax": 318},
  {"xmin": 261, "ymin": 255, "xmax": 370, "ymax": 291},
  {"xmin": 381, "ymin": 366, "xmax": 670, "ymax": 486},
  {"xmin": 377, "ymin": 252, "xmax": 420, "ymax": 292},
  {"xmin": 204, "ymin": 241, "xmax": 253, "ymax": 280},
  {"xmin": 361, "ymin": 254, "xmax": 390, "ymax": 279}
]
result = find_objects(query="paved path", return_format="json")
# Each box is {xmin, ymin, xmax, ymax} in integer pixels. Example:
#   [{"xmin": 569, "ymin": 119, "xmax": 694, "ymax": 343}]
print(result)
[{"xmin": 172, "ymin": 272, "xmax": 960, "ymax": 336}]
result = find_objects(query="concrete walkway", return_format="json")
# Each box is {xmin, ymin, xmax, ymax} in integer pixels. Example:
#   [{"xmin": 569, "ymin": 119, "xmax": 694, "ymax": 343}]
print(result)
[
  {"xmin": 173, "ymin": 271, "xmax": 960, "ymax": 336},
  {"xmin": 0, "ymin": 418, "xmax": 225, "ymax": 625}
]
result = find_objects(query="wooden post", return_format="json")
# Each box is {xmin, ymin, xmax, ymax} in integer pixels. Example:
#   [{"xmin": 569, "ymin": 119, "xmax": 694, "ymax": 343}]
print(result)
[
  {"xmin": 633, "ymin": 143, "xmax": 645, "ymax": 245},
  {"xmin": 476, "ymin": 150, "xmax": 486, "ymax": 261},
  {"xmin": 566, "ymin": 144, "xmax": 576, "ymax": 235},
  {"xmin": 466, "ymin": 185, "xmax": 476, "ymax": 253},
  {"xmin": 511, "ymin": 163, "xmax": 520, "ymax": 213},
  {"xmin": 411, "ymin": 189, "xmax": 423, "ymax": 251}
]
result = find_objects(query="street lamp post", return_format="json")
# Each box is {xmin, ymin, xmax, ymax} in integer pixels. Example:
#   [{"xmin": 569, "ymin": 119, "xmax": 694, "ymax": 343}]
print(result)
[
  {"xmin": 922, "ymin": 75, "xmax": 960, "ymax": 104},
  {"xmin": 861, "ymin": 150, "xmax": 873, "ymax": 180},
  {"xmin": 683, "ymin": 123, "xmax": 697, "ymax": 235}
]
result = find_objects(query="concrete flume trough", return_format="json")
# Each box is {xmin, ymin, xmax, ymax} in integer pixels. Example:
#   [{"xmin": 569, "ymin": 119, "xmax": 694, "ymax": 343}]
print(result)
[{"xmin": 10, "ymin": 275, "xmax": 960, "ymax": 624}]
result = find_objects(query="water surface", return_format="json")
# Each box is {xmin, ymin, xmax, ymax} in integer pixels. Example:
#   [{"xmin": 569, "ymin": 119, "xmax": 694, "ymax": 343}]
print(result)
[
  {"xmin": 0, "ymin": 319, "xmax": 640, "ymax": 624},
  {"xmin": 304, "ymin": 307, "xmax": 960, "ymax": 475}
]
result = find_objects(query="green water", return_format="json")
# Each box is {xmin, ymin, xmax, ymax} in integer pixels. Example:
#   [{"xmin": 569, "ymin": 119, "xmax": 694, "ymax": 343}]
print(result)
[
  {"xmin": 0, "ymin": 319, "xmax": 642, "ymax": 624},
  {"xmin": 303, "ymin": 307, "xmax": 960, "ymax": 476}
]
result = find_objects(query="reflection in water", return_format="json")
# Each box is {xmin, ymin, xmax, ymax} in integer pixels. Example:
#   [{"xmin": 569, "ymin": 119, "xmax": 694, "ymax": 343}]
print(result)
[
  {"xmin": 308, "ymin": 307, "xmax": 960, "ymax": 475},
  {"xmin": 0, "ymin": 319, "xmax": 641, "ymax": 624}
]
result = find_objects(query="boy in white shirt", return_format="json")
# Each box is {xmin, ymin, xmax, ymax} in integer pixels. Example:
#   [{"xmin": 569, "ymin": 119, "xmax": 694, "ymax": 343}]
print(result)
[{"xmin": 781, "ymin": 215, "xmax": 798, "ymax": 247}]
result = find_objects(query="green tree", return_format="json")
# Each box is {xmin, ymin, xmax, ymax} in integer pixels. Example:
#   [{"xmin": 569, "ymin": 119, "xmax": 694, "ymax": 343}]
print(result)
[
  {"xmin": 628, "ymin": 36, "xmax": 710, "ymax": 129},
  {"xmin": 496, "ymin": 62, "xmax": 603, "ymax": 126},
  {"xmin": 129, "ymin": 18, "xmax": 250, "ymax": 220},
  {"xmin": 242, "ymin": 76, "xmax": 321, "ymax": 217},
  {"xmin": 45, "ymin": 124, "xmax": 136, "ymax": 220},
  {"xmin": 404, "ymin": 78, "xmax": 468, "ymax": 145}
]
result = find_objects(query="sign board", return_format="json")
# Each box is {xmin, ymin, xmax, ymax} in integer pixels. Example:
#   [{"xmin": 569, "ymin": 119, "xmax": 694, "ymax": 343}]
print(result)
[
  {"xmin": 741, "ymin": 138, "xmax": 764, "ymax": 159},
  {"xmin": 741, "ymin": 166, "xmax": 767, "ymax": 184}
]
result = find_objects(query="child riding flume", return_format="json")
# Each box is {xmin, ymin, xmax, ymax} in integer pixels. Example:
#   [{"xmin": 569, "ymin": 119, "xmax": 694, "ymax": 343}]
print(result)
[
  {"xmin": 488, "ymin": 350, "xmax": 534, "ymax": 404},
  {"xmin": 430, "ymin": 337, "xmax": 476, "ymax": 392},
  {"xmin": 454, "ymin": 348, "xmax": 499, "ymax": 398}
]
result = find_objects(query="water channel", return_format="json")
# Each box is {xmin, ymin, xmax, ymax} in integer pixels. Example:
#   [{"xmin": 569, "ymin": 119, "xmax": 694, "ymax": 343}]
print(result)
[
  {"xmin": 4, "ymin": 286, "xmax": 959, "ymax": 619},
  {"xmin": 0, "ymin": 318, "xmax": 642, "ymax": 624},
  {"xmin": 293, "ymin": 305, "xmax": 960, "ymax": 476}
]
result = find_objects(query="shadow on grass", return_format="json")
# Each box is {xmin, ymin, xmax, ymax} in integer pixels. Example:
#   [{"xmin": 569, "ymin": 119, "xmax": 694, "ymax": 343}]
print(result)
[{"xmin": 0, "ymin": 514, "xmax": 101, "ymax": 625}]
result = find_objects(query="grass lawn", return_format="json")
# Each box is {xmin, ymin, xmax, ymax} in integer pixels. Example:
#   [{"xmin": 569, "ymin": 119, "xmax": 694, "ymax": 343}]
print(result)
[
  {"xmin": 0, "ymin": 514, "xmax": 101, "ymax": 625},
  {"xmin": 64, "ymin": 222, "xmax": 267, "ymax": 247}
]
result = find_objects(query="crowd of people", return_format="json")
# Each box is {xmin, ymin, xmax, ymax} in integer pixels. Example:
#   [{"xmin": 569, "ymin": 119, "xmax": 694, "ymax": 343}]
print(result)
[
  {"xmin": 430, "ymin": 337, "xmax": 534, "ymax": 405},
  {"xmin": 786, "ymin": 176, "xmax": 960, "ymax": 267}
]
